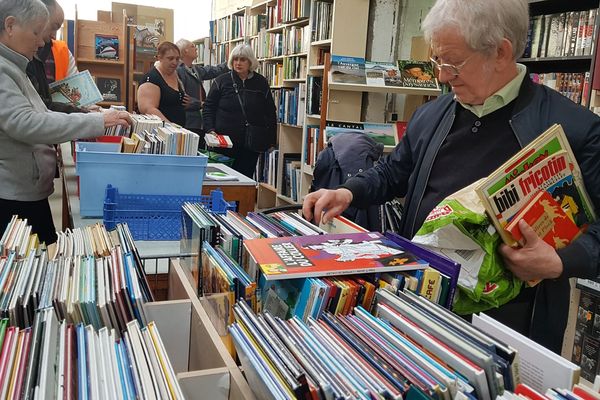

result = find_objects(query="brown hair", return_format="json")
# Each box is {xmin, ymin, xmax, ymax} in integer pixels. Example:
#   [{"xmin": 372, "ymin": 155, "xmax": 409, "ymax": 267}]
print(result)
[{"xmin": 156, "ymin": 41, "xmax": 180, "ymax": 58}]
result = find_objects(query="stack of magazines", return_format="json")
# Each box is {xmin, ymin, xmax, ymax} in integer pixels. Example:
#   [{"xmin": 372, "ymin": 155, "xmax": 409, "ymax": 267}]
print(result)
[{"xmin": 0, "ymin": 309, "xmax": 184, "ymax": 399}]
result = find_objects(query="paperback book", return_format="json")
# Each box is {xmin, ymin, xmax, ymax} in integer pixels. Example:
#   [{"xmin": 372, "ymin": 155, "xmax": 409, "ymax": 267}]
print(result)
[
  {"xmin": 49, "ymin": 70, "xmax": 103, "ymax": 108},
  {"xmin": 397, "ymin": 59, "xmax": 439, "ymax": 89},
  {"xmin": 365, "ymin": 61, "xmax": 402, "ymax": 87},
  {"xmin": 325, "ymin": 120, "xmax": 398, "ymax": 147},
  {"xmin": 330, "ymin": 55, "xmax": 366, "ymax": 84},
  {"xmin": 475, "ymin": 123, "xmax": 596, "ymax": 246},
  {"xmin": 243, "ymin": 231, "xmax": 428, "ymax": 280}
]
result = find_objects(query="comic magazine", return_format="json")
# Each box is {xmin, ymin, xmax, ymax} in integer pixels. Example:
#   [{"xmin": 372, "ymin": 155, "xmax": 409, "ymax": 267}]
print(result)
[{"xmin": 243, "ymin": 232, "xmax": 428, "ymax": 280}]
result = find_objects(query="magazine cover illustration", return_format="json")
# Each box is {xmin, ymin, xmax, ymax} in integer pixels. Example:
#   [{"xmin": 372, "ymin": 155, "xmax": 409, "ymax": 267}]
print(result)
[
  {"xmin": 95, "ymin": 34, "xmax": 119, "ymax": 60},
  {"xmin": 245, "ymin": 232, "xmax": 428, "ymax": 280}
]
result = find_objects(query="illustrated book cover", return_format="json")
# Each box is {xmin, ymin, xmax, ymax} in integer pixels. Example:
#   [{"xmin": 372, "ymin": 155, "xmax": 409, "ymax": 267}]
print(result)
[
  {"xmin": 397, "ymin": 60, "xmax": 439, "ymax": 89},
  {"xmin": 243, "ymin": 232, "xmax": 428, "ymax": 280},
  {"xmin": 49, "ymin": 70, "xmax": 103, "ymax": 108},
  {"xmin": 475, "ymin": 123, "xmax": 596, "ymax": 246},
  {"xmin": 94, "ymin": 34, "xmax": 119, "ymax": 60},
  {"xmin": 330, "ymin": 55, "xmax": 366, "ymax": 85},
  {"xmin": 504, "ymin": 190, "xmax": 581, "ymax": 248}
]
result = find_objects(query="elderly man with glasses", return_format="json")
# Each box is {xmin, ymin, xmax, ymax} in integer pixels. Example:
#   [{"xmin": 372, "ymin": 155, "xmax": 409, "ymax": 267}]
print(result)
[{"xmin": 303, "ymin": 0, "xmax": 600, "ymax": 354}]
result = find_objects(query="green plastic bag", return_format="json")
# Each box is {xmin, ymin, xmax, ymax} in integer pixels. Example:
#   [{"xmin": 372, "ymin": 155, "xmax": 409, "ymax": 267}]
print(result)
[
  {"xmin": 199, "ymin": 149, "xmax": 235, "ymax": 167},
  {"xmin": 412, "ymin": 181, "xmax": 522, "ymax": 314}
]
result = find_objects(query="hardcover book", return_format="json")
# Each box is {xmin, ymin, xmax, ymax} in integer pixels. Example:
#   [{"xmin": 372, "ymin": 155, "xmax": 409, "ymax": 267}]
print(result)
[
  {"xmin": 243, "ymin": 232, "xmax": 428, "ymax": 280},
  {"xmin": 325, "ymin": 120, "xmax": 398, "ymax": 147},
  {"xmin": 504, "ymin": 190, "xmax": 581, "ymax": 248},
  {"xmin": 48, "ymin": 70, "xmax": 103, "ymax": 108},
  {"xmin": 397, "ymin": 60, "xmax": 438, "ymax": 89},
  {"xmin": 330, "ymin": 55, "xmax": 366, "ymax": 84}
]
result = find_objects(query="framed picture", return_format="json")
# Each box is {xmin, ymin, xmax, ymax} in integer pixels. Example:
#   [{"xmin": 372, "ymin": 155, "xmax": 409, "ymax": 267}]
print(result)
[
  {"xmin": 96, "ymin": 77, "xmax": 122, "ymax": 102},
  {"xmin": 95, "ymin": 34, "xmax": 119, "ymax": 60}
]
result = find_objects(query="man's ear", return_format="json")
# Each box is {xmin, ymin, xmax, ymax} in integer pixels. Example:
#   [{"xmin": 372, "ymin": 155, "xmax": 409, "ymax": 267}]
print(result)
[
  {"xmin": 496, "ymin": 38, "xmax": 515, "ymax": 69},
  {"xmin": 4, "ymin": 16, "xmax": 17, "ymax": 35}
]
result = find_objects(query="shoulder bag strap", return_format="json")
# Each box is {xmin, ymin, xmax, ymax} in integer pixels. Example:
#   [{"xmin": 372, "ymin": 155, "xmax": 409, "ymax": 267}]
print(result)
[{"xmin": 231, "ymin": 71, "xmax": 249, "ymax": 126}]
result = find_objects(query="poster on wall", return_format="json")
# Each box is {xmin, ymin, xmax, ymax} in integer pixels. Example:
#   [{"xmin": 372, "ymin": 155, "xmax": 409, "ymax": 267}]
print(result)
[{"xmin": 134, "ymin": 22, "xmax": 163, "ymax": 55}]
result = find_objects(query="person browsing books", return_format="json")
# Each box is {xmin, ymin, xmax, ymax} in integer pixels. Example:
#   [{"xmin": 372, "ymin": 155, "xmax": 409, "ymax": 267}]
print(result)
[
  {"xmin": 175, "ymin": 38, "xmax": 228, "ymax": 136},
  {"xmin": 302, "ymin": 0, "xmax": 600, "ymax": 354},
  {"xmin": 0, "ymin": 0, "xmax": 132, "ymax": 246},
  {"xmin": 26, "ymin": 0, "xmax": 88, "ymax": 114},
  {"xmin": 202, "ymin": 44, "xmax": 277, "ymax": 178},
  {"xmin": 137, "ymin": 41, "xmax": 188, "ymax": 126}
]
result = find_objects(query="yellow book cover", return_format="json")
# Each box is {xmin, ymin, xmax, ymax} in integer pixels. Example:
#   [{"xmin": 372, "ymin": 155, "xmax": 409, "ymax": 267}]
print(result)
[{"xmin": 419, "ymin": 268, "xmax": 441, "ymax": 301}]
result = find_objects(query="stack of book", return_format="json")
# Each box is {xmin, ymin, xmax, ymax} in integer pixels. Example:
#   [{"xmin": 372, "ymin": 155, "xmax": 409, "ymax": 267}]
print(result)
[
  {"xmin": 0, "ymin": 217, "xmax": 153, "ymax": 331},
  {"xmin": 0, "ymin": 309, "xmax": 184, "ymax": 399},
  {"xmin": 231, "ymin": 287, "xmax": 581, "ymax": 400},
  {"xmin": 123, "ymin": 123, "xmax": 200, "ymax": 155}
]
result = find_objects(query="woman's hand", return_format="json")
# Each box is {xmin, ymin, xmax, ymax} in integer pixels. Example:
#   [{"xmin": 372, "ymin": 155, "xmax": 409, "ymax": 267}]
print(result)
[{"xmin": 102, "ymin": 110, "xmax": 133, "ymax": 128}]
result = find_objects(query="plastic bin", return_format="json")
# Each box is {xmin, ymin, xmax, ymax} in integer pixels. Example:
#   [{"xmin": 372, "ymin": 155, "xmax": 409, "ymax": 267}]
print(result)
[
  {"xmin": 76, "ymin": 142, "xmax": 207, "ymax": 217},
  {"xmin": 103, "ymin": 185, "xmax": 237, "ymax": 240}
]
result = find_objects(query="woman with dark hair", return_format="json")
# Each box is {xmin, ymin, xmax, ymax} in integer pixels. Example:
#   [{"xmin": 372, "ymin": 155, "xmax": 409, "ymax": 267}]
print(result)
[{"xmin": 137, "ymin": 41, "xmax": 190, "ymax": 126}]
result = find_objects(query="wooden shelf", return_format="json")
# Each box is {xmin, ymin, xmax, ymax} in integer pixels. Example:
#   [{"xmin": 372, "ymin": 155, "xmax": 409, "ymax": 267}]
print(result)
[
  {"xmin": 276, "ymin": 194, "xmax": 297, "ymax": 204},
  {"xmin": 302, "ymin": 164, "xmax": 314, "ymax": 176},
  {"xmin": 266, "ymin": 25, "xmax": 285, "ymax": 33},
  {"xmin": 328, "ymin": 82, "xmax": 442, "ymax": 96},
  {"xmin": 284, "ymin": 17, "xmax": 310, "ymax": 27},
  {"xmin": 77, "ymin": 58, "xmax": 125, "ymax": 66},
  {"xmin": 250, "ymin": 0, "xmax": 276, "ymax": 12},
  {"xmin": 259, "ymin": 182, "xmax": 277, "ymax": 193},
  {"xmin": 280, "ymin": 123, "xmax": 303, "ymax": 129},
  {"xmin": 306, "ymin": 114, "xmax": 321, "ymax": 119},
  {"xmin": 310, "ymin": 65, "xmax": 325, "ymax": 71},
  {"xmin": 283, "ymin": 78, "xmax": 307, "ymax": 83},
  {"xmin": 311, "ymin": 39, "xmax": 332, "ymax": 47},
  {"xmin": 285, "ymin": 52, "xmax": 308, "ymax": 58},
  {"xmin": 259, "ymin": 55, "xmax": 285, "ymax": 61},
  {"xmin": 230, "ymin": 37, "xmax": 244, "ymax": 43}
]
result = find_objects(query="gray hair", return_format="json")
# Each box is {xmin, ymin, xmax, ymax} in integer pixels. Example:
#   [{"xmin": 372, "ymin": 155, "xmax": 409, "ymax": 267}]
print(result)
[
  {"xmin": 422, "ymin": 0, "xmax": 529, "ymax": 59},
  {"xmin": 0, "ymin": 0, "xmax": 49, "ymax": 32},
  {"xmin": 228, "ymin": 44, "xmax": 259, "ymax": 72},
  {"xmin": 176, "ymin": 38, "xmax": 192, "ymax": 53}
]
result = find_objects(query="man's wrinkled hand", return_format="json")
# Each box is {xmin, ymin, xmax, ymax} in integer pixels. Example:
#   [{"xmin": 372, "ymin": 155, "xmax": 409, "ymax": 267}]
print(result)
[{"xmin": 499, "ymin": 220, "xmax": 563, "ymax": 281}]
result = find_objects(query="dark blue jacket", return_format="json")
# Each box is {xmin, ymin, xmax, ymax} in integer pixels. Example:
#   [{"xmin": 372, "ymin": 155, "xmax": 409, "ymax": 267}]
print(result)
[
  {"xmin": 176, "ymin": 62, "xmax": 228, "ymax": 131},
  {"xmin": 311, "ymin": 132, "xmax": 384, "ymax": 231},
  {"xmin": 343, "ymin": 76, "xmax": 600, "ymax": 352}
]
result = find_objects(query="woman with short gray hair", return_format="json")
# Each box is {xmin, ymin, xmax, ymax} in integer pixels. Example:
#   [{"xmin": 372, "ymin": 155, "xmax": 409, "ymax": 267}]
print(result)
[
  {"xmin": 0, "ymin": 0, "xmax": 132, "ymax": 245},
  {"xmin": 203, "ymin": 43, "xmax": 276, "ymax": 178}
]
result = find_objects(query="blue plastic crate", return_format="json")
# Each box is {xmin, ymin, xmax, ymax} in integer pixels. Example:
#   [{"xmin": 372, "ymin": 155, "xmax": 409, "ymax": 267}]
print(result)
[
  {"xmin": 76, "ymin": 142, "xmax": 208, "ymax": 217},
  {"xmin": 103, "ymin": 185, "xmax": 236, "ymax": 241}
]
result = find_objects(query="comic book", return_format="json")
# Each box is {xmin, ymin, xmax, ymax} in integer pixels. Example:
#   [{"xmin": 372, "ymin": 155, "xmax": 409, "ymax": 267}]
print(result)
[
  {"xmin": 475, "ymin": 124, "xmax": 596, "ymax": 246},
  {"xmin": 243, "ymin": 232, "xmax": 428, "ymax": 281}
]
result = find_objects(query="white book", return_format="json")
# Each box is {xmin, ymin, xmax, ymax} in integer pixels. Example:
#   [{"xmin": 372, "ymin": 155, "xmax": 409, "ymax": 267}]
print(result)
[
  {"xmin": 472, "ymin": 313, "xmax": 580, "ymax": 393},
  {"xmin": 126, "ymin": 321, "xmax": 158, "ymax": 400},
  {"xmin": 142, "ymin": 327, "xmax": 172, "ymax": 399}
]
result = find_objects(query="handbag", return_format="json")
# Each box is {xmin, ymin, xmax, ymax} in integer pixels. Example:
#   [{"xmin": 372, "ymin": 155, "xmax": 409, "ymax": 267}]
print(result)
[{"xmin": 231, "ymin": 72, "xmax": 272, "ymax": 152}]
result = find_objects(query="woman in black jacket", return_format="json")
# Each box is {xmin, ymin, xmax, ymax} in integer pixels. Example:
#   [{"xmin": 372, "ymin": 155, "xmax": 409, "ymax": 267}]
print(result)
[{"xmin": 203, "ymin": 44, "xmax": 277, "ymax": 178}]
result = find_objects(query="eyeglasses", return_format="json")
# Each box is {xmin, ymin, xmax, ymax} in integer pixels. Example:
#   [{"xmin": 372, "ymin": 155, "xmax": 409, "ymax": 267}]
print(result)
[{"xmin": 429, "ymin": 54, "xmax": 475, "ymax": 77}]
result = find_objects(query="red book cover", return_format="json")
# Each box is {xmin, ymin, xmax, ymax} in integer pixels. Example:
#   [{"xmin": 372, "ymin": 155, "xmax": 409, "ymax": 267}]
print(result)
[
  {"xmin": 504, "ymin": 190, "xmax": 581, "ymax": 248},
  {"xmin": 514, "ymin": 383, "xmax": 549, "ymax": 399},
  {"xmin": 243, "ymin": 232, "xmax": 428, "ymax": 281}
]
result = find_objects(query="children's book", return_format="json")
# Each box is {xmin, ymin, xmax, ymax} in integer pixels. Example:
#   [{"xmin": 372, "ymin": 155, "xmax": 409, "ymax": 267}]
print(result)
[
  {"xmin": 95, "ymin": 34, "xmax": 119, "ymax": 60},
  {"xmin": 49, "ymin": 70, "xmax": 103, "ymax": 108},
  {"xmin": 243, "ymin": 232, "xmax": 428, "ymax": 280},
  {"xmin": 504, "ymin": 190, "xmax": 581, "ymax": 248}
]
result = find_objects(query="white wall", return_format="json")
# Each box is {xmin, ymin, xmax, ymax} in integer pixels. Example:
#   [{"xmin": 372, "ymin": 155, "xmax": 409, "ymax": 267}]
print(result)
[{"xmin": 59, "ymin": 0, "xmax": 213, "ymax": 41}]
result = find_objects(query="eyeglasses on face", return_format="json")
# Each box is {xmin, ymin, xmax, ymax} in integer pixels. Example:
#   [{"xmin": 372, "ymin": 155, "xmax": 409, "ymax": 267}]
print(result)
[{"xmin": 429, "ymin": 54, "xmax": 475, "ymax": 77}]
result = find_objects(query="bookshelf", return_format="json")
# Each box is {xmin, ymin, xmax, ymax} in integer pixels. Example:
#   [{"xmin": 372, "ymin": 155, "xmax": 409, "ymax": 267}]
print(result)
[
  {"xmin": 521, "ymin": 0, "xmax": 600, "ymax": 108},
  {"xmin": 74, "ymin": 10, "xmax": 129, "ymax": 108}
]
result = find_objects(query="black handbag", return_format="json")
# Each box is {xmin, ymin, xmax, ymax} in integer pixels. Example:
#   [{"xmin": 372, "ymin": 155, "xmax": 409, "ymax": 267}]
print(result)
[{"xmin": 231, "ymin": 72, "xmax": 272, "ymax": 152}]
